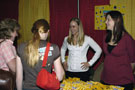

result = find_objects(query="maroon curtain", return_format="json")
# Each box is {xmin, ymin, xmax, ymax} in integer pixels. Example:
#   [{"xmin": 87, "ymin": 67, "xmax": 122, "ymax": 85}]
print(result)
[
  {"xmin": 49, "ymin": 0, "xmax": 78, "ymax": 47},
  {"xmin": 0, "ymin": 0, "xmax": 19, "ymax": 47},
  {"xmin": 0, "ymin": 0, "xmax": 19, "ymax": 21},
  {"xmin": 79, "ymin": 0, "xmax": 110, "ymax": 69}
]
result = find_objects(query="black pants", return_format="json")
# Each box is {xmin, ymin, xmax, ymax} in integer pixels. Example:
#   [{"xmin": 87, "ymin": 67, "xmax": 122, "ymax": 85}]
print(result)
[
  {"xmin": 65, "ymin": 70, "xmax": 91, "ymax": 82},
  {"xmin": 100, "ymin": 80, "xmax": 134, "ymax": 90}
]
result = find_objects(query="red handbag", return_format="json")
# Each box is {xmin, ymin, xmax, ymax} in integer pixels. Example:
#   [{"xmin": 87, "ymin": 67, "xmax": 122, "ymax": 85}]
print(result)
[{"xmin": 36, "ymin": 43, "xmax": 60, "ymax": 90}]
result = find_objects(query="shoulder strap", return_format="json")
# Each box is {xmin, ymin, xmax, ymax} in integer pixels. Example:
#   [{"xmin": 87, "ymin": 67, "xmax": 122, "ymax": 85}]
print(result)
[{"xmin": 42, "ymin": 42, "xmax": 51, "ymax": 67}]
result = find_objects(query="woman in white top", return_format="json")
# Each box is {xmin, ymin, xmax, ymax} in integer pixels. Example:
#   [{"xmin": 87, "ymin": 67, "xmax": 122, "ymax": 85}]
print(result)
[{"xmin": 61, "ymin": 17, "xmax": 102, "ymax": 81}]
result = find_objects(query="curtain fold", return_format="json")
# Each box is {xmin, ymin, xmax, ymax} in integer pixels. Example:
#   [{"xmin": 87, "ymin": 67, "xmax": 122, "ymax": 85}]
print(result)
[
  {"xmin": 49, "ymin": 0, "xmax": 78, "ymax": 47},
  {"xmin": 18, "ymin": 0, "xmax": 50, "ymax": 44}
]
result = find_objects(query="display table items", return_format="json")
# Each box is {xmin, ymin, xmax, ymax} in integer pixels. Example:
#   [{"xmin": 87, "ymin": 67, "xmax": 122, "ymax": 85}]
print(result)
[{"xmin": 60, "ymin": 78, "xmax": 124, "ymax": 90}]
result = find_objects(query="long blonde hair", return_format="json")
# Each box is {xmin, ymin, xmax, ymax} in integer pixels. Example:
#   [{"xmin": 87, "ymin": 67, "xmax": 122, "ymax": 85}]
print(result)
[
  {"xmin": 25, "ymin": 19, "xmax": 50, "ymax": 67},
  {"xmin": 67, "ymin": 17, "xmax": 84, "ymax": 46}
]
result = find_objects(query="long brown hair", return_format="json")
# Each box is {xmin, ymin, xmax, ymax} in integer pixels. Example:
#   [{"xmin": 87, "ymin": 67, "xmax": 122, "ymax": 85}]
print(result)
[
  {"xmin": 25, "ymin": 19, "xmax": 50, "ymax": 67},
  {"xmin": 105, "ymin": 11, "xmax": 127, "ymax": 44}
]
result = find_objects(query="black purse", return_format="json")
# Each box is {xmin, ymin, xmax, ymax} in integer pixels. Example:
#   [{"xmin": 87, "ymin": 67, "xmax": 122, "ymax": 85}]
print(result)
[{"xmin": 0, "ymin": 69, "xmax": 15, "ymax": 90}]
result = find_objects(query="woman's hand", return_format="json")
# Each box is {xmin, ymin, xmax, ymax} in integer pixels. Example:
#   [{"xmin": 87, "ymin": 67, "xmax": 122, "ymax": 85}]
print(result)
[
  {"xmin": 63, "ymin": 62, "xmax": 68, "ymax": 71},
  {"xmin": 81, "ymin": 62, "xmax": 90, "ymax": 70}
]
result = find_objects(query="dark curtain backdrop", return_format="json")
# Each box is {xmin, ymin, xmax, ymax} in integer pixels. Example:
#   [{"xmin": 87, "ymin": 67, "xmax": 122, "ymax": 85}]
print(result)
[
  {"xmin": 0, "ymin": 0, "xmax": 19, "ymax": 21},
  {"xmin": 79, "ymin": 0, "xmax": 110, "ymax": 69},
  {"xmin": 0, "ymin": 0, "xmax": 19, "ymax": 47},
  {"xmin": 49, "ymin": 0, "xmax": 78, "ymax": 47}
]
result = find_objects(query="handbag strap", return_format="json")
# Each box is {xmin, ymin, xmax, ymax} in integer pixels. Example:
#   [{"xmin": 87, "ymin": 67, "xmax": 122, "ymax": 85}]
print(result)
[{"xmin": 42, "ymin": 42, "xmax": 51, "ymax": 67}]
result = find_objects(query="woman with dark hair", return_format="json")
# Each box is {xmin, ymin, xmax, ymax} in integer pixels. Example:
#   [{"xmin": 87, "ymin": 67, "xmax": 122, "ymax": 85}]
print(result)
[
  {"xmin": 17, "ymin": 19, "xmax": 65, "ymax": 90},
  {"xmin": 101, "ymin": 10, "xmax": 135, "ymax": 90},
  {"xmin": 61, "ymin": 17, "xmax": 102, "ymax": 82},
  {"xmin": 0, "ymin": 18, "xmax": 22, "ymax": 90}
]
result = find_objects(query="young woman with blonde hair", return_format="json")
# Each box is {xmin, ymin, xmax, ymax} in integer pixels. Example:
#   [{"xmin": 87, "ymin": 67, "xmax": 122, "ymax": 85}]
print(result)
[
  {"xmin": 61, "ymin": 17, "xmax": 102, "ymax": 81},
  {"xmin": 18, "ymin": 19, "xmax": 65, "ymax": 90}
]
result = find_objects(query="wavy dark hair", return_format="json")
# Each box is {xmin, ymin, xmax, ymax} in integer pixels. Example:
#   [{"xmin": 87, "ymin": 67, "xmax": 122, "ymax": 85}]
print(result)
[
  {"xmin": 105, "ymin": 11, "xmax": 127, "ymax": 44},
  {"xmin": 0, "ymin": 18, "xmax": 20, "ymax": 39}
]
